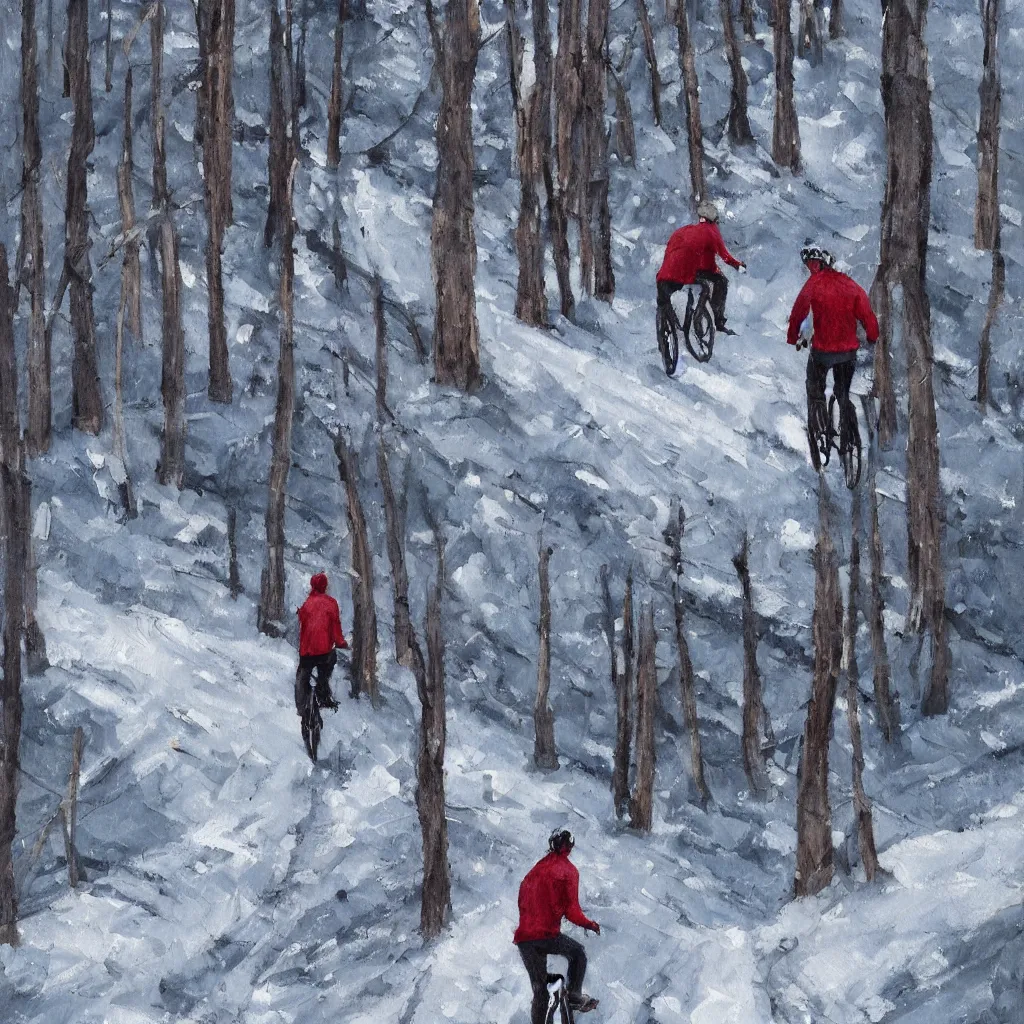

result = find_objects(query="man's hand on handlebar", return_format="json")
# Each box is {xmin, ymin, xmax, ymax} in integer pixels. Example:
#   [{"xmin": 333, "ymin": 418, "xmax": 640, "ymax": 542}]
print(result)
[
  {"xmin": 795, "ymin": 338, "xmax": 809, "ymax": 351},
  {"xmin": 587, "ymin": 922, "xmax": 601, "ymax": 936},
  {"xmin": 738, "ymin": 262, "xmax": 747, "ymax": 274}
]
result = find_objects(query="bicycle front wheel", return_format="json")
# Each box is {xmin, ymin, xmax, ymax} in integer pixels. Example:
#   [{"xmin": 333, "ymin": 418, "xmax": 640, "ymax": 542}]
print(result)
[
  {"xmin": 657, "ymin": 306, "xmax": 680, "ymax": 376},
  {"xmin": 685, "ymin": 302, "xmax": 715, "ymax": 363},
  {"xmin": 831, "ymin": 396, "xmax": 862, "ymax": 489}
]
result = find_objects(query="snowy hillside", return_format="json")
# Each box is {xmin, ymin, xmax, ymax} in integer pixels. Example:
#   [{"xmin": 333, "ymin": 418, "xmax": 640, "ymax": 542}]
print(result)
[{"xmin": 1, "ymin": 0, "xmax": 1023, "ymax": 1021}]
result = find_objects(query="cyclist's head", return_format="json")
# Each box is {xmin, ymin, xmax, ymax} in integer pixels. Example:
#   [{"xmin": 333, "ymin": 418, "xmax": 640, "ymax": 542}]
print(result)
[
  {"xmin": 310, "ymin": 572, "xmax": 329, "ymax": 593},
  {"xmin": 800, "ymin": 244, "xmax": 834, "ymax": 272},
  {"xmin": 696, "ymin": 201, "xmax": 720, "ymax": 224},
  {"xmin": 548, "ymin": 828, "xmax": 575, "ymax": 855}
]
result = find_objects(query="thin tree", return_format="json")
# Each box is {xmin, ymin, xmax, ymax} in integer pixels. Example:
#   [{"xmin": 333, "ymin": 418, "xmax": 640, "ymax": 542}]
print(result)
[
  {"xmin": 553, "ymin": 0, "xmax": 582, "ymax": 318},
  {"xmin": 794, "ymin": 483, "xmax": 843, "ymax": 897},
  {"xmin": 733, "ymin": 534, "xmax": 770, "ymax": 795},
  {"xmin": 635, "ymin": 0, "xmax": 663, "ymax": 127},
  {"xmin": 198, "ymin": 0, "xmax": 235, "ymax": 403},
  {"xmin": 378, "ymin": 442, "xmax": 414, "ymax": 668},
  {"xmin": 829, "ymin": 0, "xmax": 843, "ymax": 38},
  {"xmin": 977, "ymin": 245, "xmax": 1004, "ymax": 410},
  {"xmin": 771, "ymin": 0, "xmax": 801, "ymax": 173},
  {"xmin": 21, "ymin": 0, "xmax": 49, "ymax": 456},
  {"xmin": 974, "ymin": 0, "xmax": 1000, "ymax": 251},
  {"xmin": 629, "ymin": 602, "xmax": 656, "ymax": 832},
  {"xmin": 600, "ymin": 565, "xmax": 631, "ymax": 817},
  {"xmin": 797, "ymin": 0, "xmax": 823, "ymax": 67},
  {"xmin": 875, "ymin": 0, "xmax": 949, "ymax": 715},
  {"xmin": 619, "ymin": 568, "xmax": 636, "ymax": 814},
  {"xmin": 582, "ymin": 0, "xmax": 614, "ymax": 301},
  {"xmin": 429, "ymin": 0, "xmax": 483, "ymax": 389},
  {"xmin": 719, "ymin": 0, "xmax": 754, "ymax": 146},
  {"xmin": 741, "ymin": 0, "xmax": 757, "ymax": 38},
  {"xmin": 65, "ymin": 0, "xmax": 104, "ymax": 434},
  {"xmin": 609, "ymin": 45, "xmax": 637, "ymax": 167},
  {"xmin": 326, "ymin": 0, "xmax": 348, "ymax": 169},
  {"xmin": 117, "ymin": 51, "xmax": 142, "ymax": 344},
  {"xmin": 533, "ymin": 540, "xmax": 558, "ymax": 770},
  {"xmin": 675, "ymin": 1, "xmax": 706, "ymax": 205},
  {"xmin": 264, "ymin": 0, "xmax": 288, "ymax": 248}
]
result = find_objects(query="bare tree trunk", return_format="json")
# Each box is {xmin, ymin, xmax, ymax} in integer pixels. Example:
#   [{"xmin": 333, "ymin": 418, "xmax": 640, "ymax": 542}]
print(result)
[
  {"xmin": 264, "ymin": 1, "xmax": 287, "ymax": 248},
  {"xmin": 554, "ymin": 0, "xmax": 583, "ymax": 317},
  {"xmin": 609, "ymin": 61, "xmax": 637, "ymax": 167},
  {"xmin": 326, "ymin": 0, "xmax": 347, "ymax": 169},
  {"xmin": 227, "ymin": 505, "xmax": 241, "ymax": 597},
  {"xmin": 600, "ymin": 566, "xmax": 632, "ymax": 816},
  {"xmin": 104, "ymin": 0, "xmax": 113, "ymax": 91},
  {"xmin": 829, "ymin": 0, "xmax": 843, "ymax": 38},
  {"xmin": 533, "ymin": 541, "xmax": 559, "ymax": 770},
  {"xmin": 113, "ymin": 234, "xmax": 138, "ymax": 521},
  {"xmin": 65, "ymin": 0, "xmax": 104, "ymax": 435},
  {"xmin": 720, "ymin": 0, "xmax": 754, "ymax": 146},
  {"xmin": 372, "ymin": 276, "xmax": 392, "ymax": 422},
  {"xmin": 877, "ymin": 0, "xmax": 948, "ymax": 716},
  {"xmin": 741, "ymin": 0, "xmax": 757, "ymax": 38},
  {"xmin": 733, "ymin": 534, "xmax": 770, "ymax": 795},
  {"xmin": 506, "ymin": 0, "xmax": 546, "ymax": 325},
  {"xmin": 667, "ymin": 504, "xmax": 710, "ymax": 807},
  {"xmin": 860, "ymin": 397, "xmax": 899, "ymax": 742},
  {"xmin": 794, "ymin": 482, "xmax": 842, "ymax": 897},
  {"xmin": 797, "ymin": 0, "xmax": 823, "ymax": 66},
  {"xmin": 378, "ymin": 443, "xmax": 414, "ymax": 668},
  {"xmin": 334, "ymin": 434, "xmax": 379, "ymax": 704},
  {"xmin": 771, "ymin": 0, "xmax": 801, "ymax": 173},
  {"xmin": 0, "ymin": 245, "xmax": 27, "ymax": 947},
  {"xmin": 583, "ymin": 0, "xmax": 614, "ymax": 301},
  {"xmin": 868, "ymin": 262, "xmax": 898, "ymax": 450},
  {"xmin": 153, "ymin": 1, "xmax": 187, "ymax": 488},
  {"xmin": 199, "ymin": 0, "xmax": 235, "ymax": 403},
  {"xmin": 59, "ymin": 727, "xmax": 85, "ymax": 887},
  {"xmin": 21, "ymin": 0, "xmax": 50, "ymax": 457},
  {"xmin": 977, "ymin": 246, "xmax": 1004, "ymax": 409},
  {"xmin": 257, "ymin": 4, "xmax": 297, "ymax": 636},
  {"xmin": 629, "ymin": 602, "xmax": 656, "ymax": 832},
  {"xmin": 843, "ymin": 489, "xmax": 880, "ymax": 882},
  {"xmin": 974, "ymin": 0, "xmax": 1000, "ymax": 251},
  {"xmin": 675, "ymin": 1, "xmax": 707, "ymax": 205},
  {"xmin": 295, "ymin": 0, "xmax": 307, "ymax": 108},
  {"xmin": 431, "ymin": 0, "xmax": 482, "ymax": 389},
  {"xmin": 117, "ymin": 66, "xmax": 143, "ymax": 344},
  {"xmin": 635, "ymin": 0, "xmax": 663, "ymax": 127}
]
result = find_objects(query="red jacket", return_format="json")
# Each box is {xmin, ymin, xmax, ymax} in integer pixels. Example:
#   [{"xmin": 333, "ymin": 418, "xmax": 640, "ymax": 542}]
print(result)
[
  {"xmin": 787, "ymin": 267, "xmax": 879, "ymax": 353},
  {"xmin": 513, "ymin": 851, "xmax": 597, "ymax": 944},
  {"xmin": 298, "ymin": 590, "xmax": 346, "ymax": 657},
  {"xmin": 657, "ymin": 222, "xmax": 742, "ymax": 284}
]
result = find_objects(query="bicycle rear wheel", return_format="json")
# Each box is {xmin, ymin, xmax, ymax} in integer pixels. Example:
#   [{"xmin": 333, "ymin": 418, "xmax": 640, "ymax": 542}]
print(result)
[
  {"xmin": 303, "ymin": 702, "xmax": 323, "ymax": 762},
  {"xmin": 657, "ymin": 305, "xmax": 680, "ymax": 376},
  {"xmin": 831, "ymin": 396, "xmax": 862, "ymax": 489},
  {"xmin": 806, "ymin": 399, "xmax": 830, "ymax": 472},
  {"xmin": 684, "ymin": 296, "xmax": 715, "ymax": 363}
]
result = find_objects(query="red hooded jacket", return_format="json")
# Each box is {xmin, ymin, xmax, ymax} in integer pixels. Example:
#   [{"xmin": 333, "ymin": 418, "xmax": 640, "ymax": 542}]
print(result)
[
  {"xmin": 787, "ymin": 267, "xmax": 879, "ymax": 353},
  {"xmin": 297, "ymin": 574, "xmax": 347, "ymax": 657},
  {"xmin": 513, "ymin": 851, "xmax": 597, "ymax": 944},
  {"xmin": 657, "ymin": 221, "xmax": 742, "ymax": 284}
]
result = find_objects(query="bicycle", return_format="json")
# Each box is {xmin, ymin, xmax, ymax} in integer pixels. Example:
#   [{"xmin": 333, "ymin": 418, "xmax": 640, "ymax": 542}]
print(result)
[
  {"xmin": 544, "ymin": 974, "xmax": 598, "ymax": 1023},
  {"xmin": 300, "ymin": 691, "xmax": 323, "ymax": 763},
  {"xmin": 803, "ymin": 360, "xmax": 862, "ymax": 490},
  {"xmin": 656, "ymin": 280, "xmax": 716, "ymax": 375}
]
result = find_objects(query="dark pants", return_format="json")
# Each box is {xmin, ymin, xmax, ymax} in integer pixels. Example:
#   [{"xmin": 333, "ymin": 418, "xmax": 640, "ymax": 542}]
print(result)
[
  {"xmin": 518, "ymin": 935, "xmax": 587, "ymax": 1024},
  {"xmin": 806, "ymin": 349, "xmax": 856, "ymax": 418},
  {"xmin": 658, "ymin": 271, "xmax": 729, "ymax": 327},
  {"xmin": 294, "ymin": 650, "xmax": 337, "ymax": 715}
]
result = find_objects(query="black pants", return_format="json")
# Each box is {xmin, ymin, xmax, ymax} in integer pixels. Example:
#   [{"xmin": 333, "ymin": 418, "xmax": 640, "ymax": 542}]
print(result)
[
  {"xmin": 806, "ymin": 349, "xmax": 856, "ymax": 417},
  {"xmin": 658, "ymin": 271, "xmax": 728, "ymax": 327},
  {"xmin": 294, "ymin": 650, "xmax": 337, "ymax": 715},
  {"xmin": 518, "ymin": 935, "xmax": 587, "ymax": 1024}
]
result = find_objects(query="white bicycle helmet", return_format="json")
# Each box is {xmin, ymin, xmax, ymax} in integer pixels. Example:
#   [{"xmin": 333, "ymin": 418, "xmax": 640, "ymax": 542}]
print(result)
[{"xmin": 800, "ymin": 244, "xmax": 835, "ymax": 268}]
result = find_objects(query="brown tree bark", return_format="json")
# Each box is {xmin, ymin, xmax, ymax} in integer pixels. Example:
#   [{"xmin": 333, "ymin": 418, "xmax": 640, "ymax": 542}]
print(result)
[
  {"xmin": 0, "ymin": 244, "xmax": 27, "ymax": 947},
  {"xmin": 741, "ymin": 0, "xmax": 757, "ymax": 38},
  {"xmin": 618, "ymin": 567, "xmax": 636, "ymax": 815},
  {"xmin": 104, "ymin": 0, "xmax": 113, "ymax": 92},
  {"xmin": 843, "ymin": 488, "xmax": 880, "ymax": 882},
  {"xmin": 600, "ymin": 565, "xmax": 632, "ymax": 817},
  {"xmin": 198, "ymin": 0, "xmax": 236, "ymax": 403},
  {"xmin": 334, "ymin": 434, "xmax": 379, "ymax": 705},
  {"xmin": 668, "ymin": 504, "xmax": 710, "ymax": 807},
  {"xmin": 977, "ymin": 246, "xmax": 1004, "ymax": 409},
  {"xmin": 829, "ymin": 0, "xmax": 843, "ymax": 39},
  {"xmin": 635, "ymin": 0, "xmax": 663, "ymax": 127},
  {"xmin": 974, "ymin": 0, "xmax": 1000, "ymax": 251},
  {"xmin": 876, "ymin": 0, "xmax": 948, "ymax": 716},
  {"xmin": 65, "ymin": 0, "xmax": 104, "ymax": 435},
  {"xmin": 59, "ymin": 727, "xmax": 85, "ymax": 887},
  {"xmin": 378, "ymin": 442, "xmax": 413, "ymax": 668},
  {"xmin": 117, "ymin": 66, "xmax": 143, "ymax": 344},
  {"xmin": 582, "ymin": 0, "xmax": 614, "ymax": 301},
  {"xmin": 21, "ymin": 0, "xmax": 50, "ymax": 457},
  {"xmin": 675, "ymin": 1, "xmax": 707, "ymax": 205},
  {"xmin": 554, "ymin": 0, "xmax": 583, "ymax": 317},
  {"xmin": 797, "ymin": 0, "xmax": 823, "ymax": 66},
  {"xmin": 720, "ymin": 0, "xmax": 754, "ymax": 146},
  {"xmin": 227, "ymin": 505, "xmax": 242, "ymax": 598},
  {"xmin": 431, "ymin": 0, "xmax": 482, "ymax": 389},
  {"xmin": 771, "ymin": 0, "xmax": 801, "ymax": 173},
  {"xmin": 264, "ymin": 1, "xmax": 288, "ymax": 248},
  {"xmin": 295, "ymin": 0, "xmax": 308, "ymax": 109},
  {"xmin": 610, "ymin": 62, "xmax": 637, "ymax": 167},
  {"xmin": 113, "ymin": 219, "xmax": 138, "ymax": 521},
  {"xmin": 794, "ymin": 483, "xmax": 843, "ymax": 897},
  {"xmin": 733, "ymin": 534, "xmax": 770, "ymax": 796},
  {"xmin": 629, "ymin": 602, "xmax": 656, "ymax": 832},
  {"xmin": 534, "ymin": 541, "xmax": 559, "ymax": 770},
  {"xmin": 326, "ymin": 0, "xmax": 347, "ymax": 169},
  {"xmin": 372, "ymin": 275, "xmax": 393, "ymax": 423}
]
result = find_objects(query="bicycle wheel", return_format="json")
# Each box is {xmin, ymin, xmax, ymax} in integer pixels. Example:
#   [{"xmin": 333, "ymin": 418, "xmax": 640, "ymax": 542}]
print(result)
[
  {"xmin": 684, "ymin": 295, "xmax": 715, "ymax": 363},
  {"xmin": 303, "ymin": 701, "xmax": 322, "ymax": 762},
  {"xmin": 806, "ymin": 399, "xmax": 830, "ymax": 472},
  {"xmin": 656, "ymin": 305, "xmax": 680, "ymax": 376},
  {"xmin": 831, "ymin": 396, "xmax": 862, "ymax": 489}
]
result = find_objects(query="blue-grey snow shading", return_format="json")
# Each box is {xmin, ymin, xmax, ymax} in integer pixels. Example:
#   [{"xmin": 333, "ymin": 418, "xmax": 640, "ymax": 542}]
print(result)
[{"xmin": 0, "ymin": 0, "xmax": 1021, "ymax": 1021}]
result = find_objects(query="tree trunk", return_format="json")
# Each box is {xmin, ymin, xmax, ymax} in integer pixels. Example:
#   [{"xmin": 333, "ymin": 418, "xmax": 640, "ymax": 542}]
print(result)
[
  {"xmin": 629, "ymin": 602, "xmax": 656, "ymax": 832},
  {"xmin": 227, "ymin": 505, "xmax": 241, "ymax": 597},
  {"xmin": 843, "ymin": 488, "xmax": 880, "ymax": 882},
  {"xmin": 794, "ymin": 482, "xmax": 843, "ymax": 897},
  {"xmin": 582, "ymin": 0, "xmax": 614, "ymax": 301},
  {"xmin": 600, "ymin": 565, "xmax": 632, "ymax": 817},
  {"xmin": 264, "ymin": 1, "xmax": 288, "ymax": 248},
  {"xmin": 295, "ymin": 0, "xmax": 308, "ymax": 109},
  {"xmin": 21, "ymin": 0, "xmax": 50, "ymax": 457},
  {"xmin": 797, "ymin": 0, "xmax": 823, "ymax": 66},
  {"xmin": 771, "ymin": 0, "xmax": 801, "ymax": 173},
  {"xmin": 977, "ymin": 246, "xmax": 1004, "ymax": 409},
  {"xmin": 675, "ymin": 1, "xmax": 707, "ymax": 205},
  {"xmin": 59, "ymin": 727, "xmax": 85, "ymax": 887},
  {"xmin": 868, "ymin": 256, "xmax": 898, "ymax": 450},
  {"xmin": 199, "ymin": 0, "xmax": 235, "ymax": 403},
  {"xmin": 554, "ymin": 0, "xmax": 583, "ymax": 318},
  {"xmin": 533, "ymin": 541, "xmax": 559, "ymax": 770},
  {"xmin": 378, "ymin": 443, "xmax": 414, "ymax": 668},
  {"xmin": 720, "ymin": 0, "xmax": 754, "ymax": 146},
  {"xmin": 974, "ymin": 0, "xmax": 1000, "ymax": 251},
  {"xmin": 610, "ymin": 63, "xmax": 637, "ymax": 167},
  {"xmin": 153, "ymin": 1, "xmax": 187, "ymax": 488},
  {"xmin": 117, "ymin": 66, "xmax": 143, "ymax": 344},
  {"xmin": 635, "ymin": 0, "xmax": 663, "ymax": 127},
  {"xmin": 733, "ymin": 534, "xmax": 770, "ymax": 795},
  {"xmin": 0, "ymin": 244, "xmax": 27, "ymax": 947},
  {"xmin": 617, "ymin": 567, "xmax": 635, "ymax": 815},
  {"xmin": 372, "ymin": 276, "xmax": 392, "ymax": 422},
  {"xmin": 326, "ymin": 0, "xmax": 347, "ymax": 169},
  {"xmin": 431, "ymin": 0, "xmax": 482, "ymax": 389},
  {"xmin": 829, "ymin": 0, "xmax": 843, "ymax": 38},
  {"xmin": 113, "ymin": 228, "xmax": 138, "ymax": 521},
  {"xmin": 668, "ymin": 504, "xmax": 710, "ymax": 807},
  {"xmin": 877, "ymin": 0, "xmax": 948, "ymax": 716},
  {"xmin": 741, "ymin": 0, "xmax": 757, "ymax": 38},
  {"xmin": 65, "ymin": 0, "xmax": 104, "ymax": 435},
  {"xmin": 334, "ymin": 434, "xmax": 379, "ymax": 704},
  {"xmin": 104, "ymin": 0, "xmax": 113, "ymax": 92}
]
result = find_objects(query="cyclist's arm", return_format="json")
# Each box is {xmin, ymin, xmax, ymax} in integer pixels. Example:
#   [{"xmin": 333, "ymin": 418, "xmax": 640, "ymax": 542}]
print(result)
[
  {"xmin": 787, "ymin": 290, "xmax": 811, "ymax": 346},
  {"xmin": 711, "ymin": 226, "xmax": 742, "ymax": 270},
  {"xmin": 855, "ymin": 287, "xmax": 879, "ymax": 343}
]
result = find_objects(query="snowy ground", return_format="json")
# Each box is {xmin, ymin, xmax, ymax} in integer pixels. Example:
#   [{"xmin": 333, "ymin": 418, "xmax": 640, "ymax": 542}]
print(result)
[{"xmin": 1, "ymin": 0, "xmax": 1023, "ymax": 1021}]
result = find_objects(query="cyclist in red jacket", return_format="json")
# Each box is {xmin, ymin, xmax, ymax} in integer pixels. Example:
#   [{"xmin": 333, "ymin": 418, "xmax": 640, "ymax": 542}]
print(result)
[
  {"xmin": 514, "ymin": 830, "xmax": 600, "ymax": 1021},
  {"xmin": 657, "ymin": 201, "xmax": 746, "ymax": 335},
  {"xmin": 295, "ymin": 572, "xmax": 348, "ymax": 719},
  {"xmin": 787, "ymin": 245, "xmax": 879, "ymax": 426}
]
